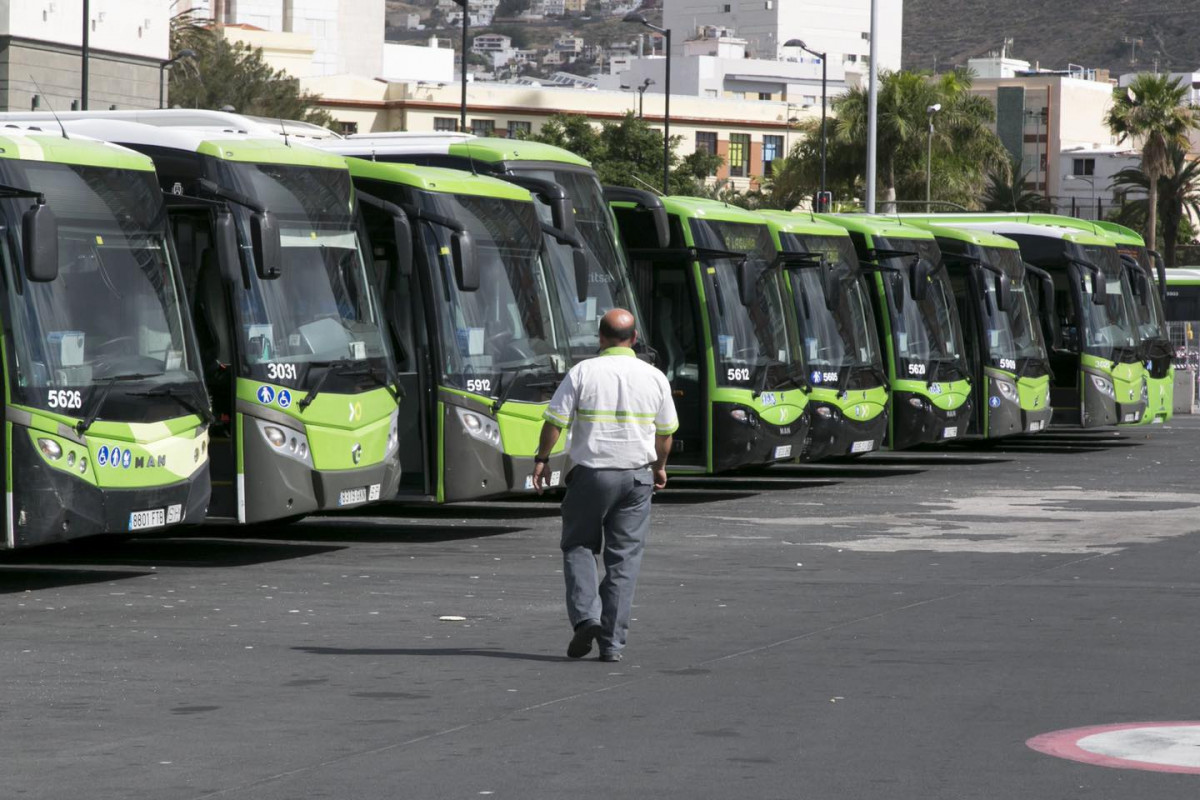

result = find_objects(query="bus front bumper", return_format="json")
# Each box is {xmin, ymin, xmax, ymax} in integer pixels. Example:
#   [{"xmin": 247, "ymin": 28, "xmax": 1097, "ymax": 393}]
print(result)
[
  {"xmin": 890, "ymin": 391, "xmax": 971, "ymax": 450},
  {"xmin": 711, "ymin": 402, "xmax": 810, "ymax": 473},
  {"xmin": 11, "ymin": 433, "xmax": 210, "ymax": 548},
  {"xmin": 1021, "ymin": 404, "xmax": 1054, "ymax": 435},
  {"xmin": 801, "ymin": 404, "xmax": 888, "ymax": 460}
]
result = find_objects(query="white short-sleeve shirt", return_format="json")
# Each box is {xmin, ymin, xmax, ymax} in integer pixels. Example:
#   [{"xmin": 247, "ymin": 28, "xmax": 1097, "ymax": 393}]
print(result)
[{"xmin": 544, "ymin": 347, "xmax": 678, "ymax": 469}]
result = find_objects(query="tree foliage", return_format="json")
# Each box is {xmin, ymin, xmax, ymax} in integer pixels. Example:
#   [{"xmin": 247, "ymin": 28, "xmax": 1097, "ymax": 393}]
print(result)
[
  {"xmin": 980, "ymin": 157, "xmax": 1052, "ymax": 212},
  {"xmin": 1105, "ymin": 72, "xmax": 1200, "ymax": 254},
  {"xmin": 1110, "ymin": 144, "xmax": 1200, "ymax": 266},
  {"xmin": 830, "ymin": 68, "xmax": 1009, "ymax": 210},
  {"xmin": 168, "ymin": 11, "xmax": 332, "ymax": 125}
]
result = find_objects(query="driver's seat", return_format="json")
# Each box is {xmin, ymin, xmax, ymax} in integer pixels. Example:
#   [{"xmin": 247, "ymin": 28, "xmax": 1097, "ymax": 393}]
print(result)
[{"xmin": 195, "ymin": 248, "xmax": 233, "ymax": 371}]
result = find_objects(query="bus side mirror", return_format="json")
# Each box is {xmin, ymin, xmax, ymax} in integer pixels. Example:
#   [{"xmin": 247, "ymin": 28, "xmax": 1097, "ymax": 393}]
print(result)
[
  {"xmin": 392, "ymin": 214, "xmax": 413, "ymax": 277},
  {"xmin": 910, "ymin": 258, "xmax": 932, "ymax": 301},
  {"xmin": 214, "ymin": 212, "xmax": 242, "ymax": 284},
  {"xmin": 22, "ymin": 203, "xmax": 58, "ymax": 282},
  {"xmin": 823, "ymin": 262, "xmax": 842, "ymax": 311},
  {"xmin": 452, "ymin": 229, "xmax": 479, "ymax": 291},
  {"xmin": 649, "ymin": 206, "xmax": 670, "ymax": 249},
  {"xmin": 737, "ymin": 260, "xmax": 757, "ymax": 306},
  {"xmin": 1091, "ymin": 273, "xmax": 1106, "ymax": 305},
  {"xmin": 549, "ymin": 196, "xmax": 575, "ymax": 239},
  {"xmin": 995, "ymin": 272, "xmax": 1012, "ymax": 312},
  {"xmin": 250, "ymin": 210, "xmax": 282, "ymax": 280},
  {"xmin": 572, "ymin": 247, "xmax": 589, "ymax": 304}
]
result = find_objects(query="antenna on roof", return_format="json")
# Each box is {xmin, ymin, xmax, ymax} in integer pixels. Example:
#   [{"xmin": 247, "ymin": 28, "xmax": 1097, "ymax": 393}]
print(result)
[
  {"xmin": 279, "ymin": 117, "xmax": 290, "ymax": 147},
  {"xmin": 28, "ymin": 75, "xmax": 67, "ymax": 139},
  {"xmin": 461, "ymin": 133, "xmax": 479, "ymax": 176}
]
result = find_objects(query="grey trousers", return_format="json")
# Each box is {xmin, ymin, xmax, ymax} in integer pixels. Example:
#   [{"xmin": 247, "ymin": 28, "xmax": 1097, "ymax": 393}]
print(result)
[{"xmin": 560, "ymin": 465, "xmax": 654, "ymax": 654}]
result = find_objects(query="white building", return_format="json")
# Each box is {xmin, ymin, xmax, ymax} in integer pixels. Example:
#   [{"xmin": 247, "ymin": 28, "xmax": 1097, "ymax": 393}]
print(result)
[
  {"xmin": 382, "ymin": 38, "xmax": 455, "ymax": 84},
  {"xmin": 1118, "ymin": 70, "xmax": 1200, "ymax": 108},
  {"xmin": 663, "ymin": 0, "xmax": 902, "ymax": 71},
  {"xmin": 182, "ymin": 0, "xmax": 386, "ymax": 79},
  {"xmin": 1058, "ymin": 145, "xmax": 1141, "ymax": 220},
  {"xmin": 0, "ymin": 0, "xmax": 169, "ymax": 111}
]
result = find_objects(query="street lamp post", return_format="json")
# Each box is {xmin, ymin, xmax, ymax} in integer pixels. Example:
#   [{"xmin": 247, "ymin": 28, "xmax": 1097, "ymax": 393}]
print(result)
[
  {"xmin": 784, "ymin": 39, "xmax": 828, "ymax": 210},
  {"xmin": 453, "ymin": 0, "xmax": 469, "ymax": 131},
  {"xmin": 925, "ymin": 103, "xmax": 941, "ymax": 212},
  {"xmin": 637, "ymin": 77, "xmax": 654, "ymax": 118},
  {"xmin": 866, "ymin": 0, "xmax": 879, "ymax": 213},
  {"xmin": 624, "ymin": 12, "xmax": 671, "ymax": 194},
  {"xmin": 1065, "ymin": 174, "xmax": 1097, "ymax": 218},
  {"xmin": 159, "ymin": 49, "xmax": 197, "ymax": 109}
]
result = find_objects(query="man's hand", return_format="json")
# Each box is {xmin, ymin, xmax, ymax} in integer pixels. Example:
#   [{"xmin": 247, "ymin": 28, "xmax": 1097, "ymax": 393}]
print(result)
[
  {"xmin": 532, "ymin": 461, "xmax": 549, "ymax": 495},
  {"xmin": 653, "ymin": 466, "xmax": 668, "ymax": 491}
]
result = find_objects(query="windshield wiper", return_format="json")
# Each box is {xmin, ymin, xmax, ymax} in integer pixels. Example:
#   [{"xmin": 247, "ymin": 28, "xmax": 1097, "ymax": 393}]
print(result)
[
  {"xmin": 76, "ymin": 372, "xmax": 165, "ymax": 435},
  {"xmin": 298, "ymin": 358, "xmax": 373, "ymax": 411},
  {"xmin": 129, "ymin": 384, "xmax": 215, "ymax": 426},
  {"xmin": 492, "ymin": 361, "xmax": 560, "ymax": 413},
  {"xmin": 751, "ymin": 360, "xmax": 808, "ymax": 398},
  {"xmin": 930, "ymin": 358, "xmax": 969, "ymax": 385}
]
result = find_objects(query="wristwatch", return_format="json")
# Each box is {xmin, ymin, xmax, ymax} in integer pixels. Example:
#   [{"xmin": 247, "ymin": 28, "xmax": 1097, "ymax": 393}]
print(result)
[{"xmin": 534, "ymin": 455, "xmax": 550, "ymax": 465}]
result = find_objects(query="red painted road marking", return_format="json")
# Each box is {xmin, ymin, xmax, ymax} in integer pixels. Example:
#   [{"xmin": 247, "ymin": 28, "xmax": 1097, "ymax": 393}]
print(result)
[{"xmin": 1028, "ymin": 722, "xmax": 1200, "ymax": 774}]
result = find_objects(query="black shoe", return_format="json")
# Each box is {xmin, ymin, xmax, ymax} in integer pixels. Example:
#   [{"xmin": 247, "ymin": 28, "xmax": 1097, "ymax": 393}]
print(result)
[
  {"xmin": 567, "ymin": 620, "xmax": 602, "ymax": 659},
  {"xmin": 599, "ymin": 651, "xmax": 622, "ymax": 663}
]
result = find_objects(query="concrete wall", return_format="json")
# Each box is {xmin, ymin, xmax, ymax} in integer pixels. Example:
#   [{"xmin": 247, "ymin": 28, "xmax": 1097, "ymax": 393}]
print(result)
[
  {"xmin": 0, "ymin": 39, "xmax": 161, "ymax": 112},
  {"xmin": 0, "ymin": 0, "xmax": 168, "ymax": 62}
]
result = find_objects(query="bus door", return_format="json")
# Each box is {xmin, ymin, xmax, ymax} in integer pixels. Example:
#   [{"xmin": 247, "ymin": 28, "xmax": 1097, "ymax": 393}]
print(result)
[
  {"xmin": 359, "ymin": 199, "xmax": 434, "ymax": 496},
  {"xmin": 166, "ymin": 203, "xmax": 238, "ymax": 518}
]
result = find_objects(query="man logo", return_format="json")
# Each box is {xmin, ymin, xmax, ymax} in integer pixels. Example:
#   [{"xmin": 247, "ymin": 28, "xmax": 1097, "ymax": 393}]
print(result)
[
  {"xmin": 854, "ymin": 404, "xmax": 866, "ymax": 418},
  {"xmin": 351, "ymin": 443, "xmax": 362, "ymax": 465},
  {"xmin": 348, "ymin": 401, "xmax": 363, "ymax": 422}
]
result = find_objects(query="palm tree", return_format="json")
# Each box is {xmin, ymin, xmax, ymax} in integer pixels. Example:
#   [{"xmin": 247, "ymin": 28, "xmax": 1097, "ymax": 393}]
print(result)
[
  {"xmin": 981, "ymin": 158, "xmax": 1052, "ymax": 212},
  {"xmin": 1111, "ymin": 145, "xmax": 1200, "ymax": 266},
  {"xmin": 1104, "ymin": 73, "xmax": 1200, "ymax": 254}
]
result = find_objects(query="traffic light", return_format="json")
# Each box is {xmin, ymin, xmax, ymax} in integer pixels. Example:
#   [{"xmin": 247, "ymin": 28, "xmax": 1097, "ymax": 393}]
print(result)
[{"xmin": 814, "ymin": 191, "xmax": 833, "ymax": 212}]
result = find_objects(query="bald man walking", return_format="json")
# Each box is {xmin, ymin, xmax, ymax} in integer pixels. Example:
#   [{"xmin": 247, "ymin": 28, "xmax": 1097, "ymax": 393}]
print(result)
[{"xmin": 532, "ymin": 309, "xmax": 677, "ymax": 662}]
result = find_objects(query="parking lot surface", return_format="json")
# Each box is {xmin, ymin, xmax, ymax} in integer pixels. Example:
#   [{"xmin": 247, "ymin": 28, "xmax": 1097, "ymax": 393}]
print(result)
[{"xmin": 4, "ymin": 419, "xmax": 1200, "ymax": 799}]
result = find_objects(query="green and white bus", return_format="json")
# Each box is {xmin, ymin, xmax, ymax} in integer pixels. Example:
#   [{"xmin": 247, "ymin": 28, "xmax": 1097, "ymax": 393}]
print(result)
[
  {"xmin": 14, "ymin": 116, "xmax": 404, "ymax": 523},
  {"xmin": 0, "ymin": 128, "xmax": 210, "ymax": 546},
  {"xmin": 319, "ymin": 134, "xmax": 650, "ymax": 361},
  {"xmin": 915, "ymin": 219, "xmax": 1145, "ymax": 427},
  {"xmin": 611, "ymin": 197, "xmax": 809, "ymax": 472},
  {"xmin": 756, "ymin": 211, "xmax": 889, "ymax": 459},
  {"xmin": 905, "ymin": 222, "xmax": 1053, "ymax": 437},
  {"xmin": 820, "ymin": 215, "xmax": 973, "ymax": 449},
  {"xmin": 344, "ymin": 157, "xmax": 573, "ymax": 501}
]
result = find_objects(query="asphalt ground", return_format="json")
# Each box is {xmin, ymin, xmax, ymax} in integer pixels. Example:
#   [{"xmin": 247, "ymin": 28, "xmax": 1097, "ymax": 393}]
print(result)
[{"xmin": 4, "ymin": 417, "xmax": 1200, "ymax": 799}]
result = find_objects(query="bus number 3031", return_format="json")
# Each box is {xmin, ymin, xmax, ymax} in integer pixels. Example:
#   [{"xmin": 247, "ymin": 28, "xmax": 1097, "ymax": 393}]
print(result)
[{"xmin": 48, "ymin": 390, "xmax": 83, "ymax": 410}]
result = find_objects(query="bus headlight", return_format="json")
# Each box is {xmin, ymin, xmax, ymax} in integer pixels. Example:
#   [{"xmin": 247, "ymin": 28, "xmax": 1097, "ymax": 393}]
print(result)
[
  {"xmin": 37, "ymin": 438, "xmax": 62, "ymax": 460},
  {"xmin": 256, "ymin": 419, "xmax": 312, "ymax": 466},
  {"xmin": 1141, "ymin": 381, "xmax": 1149, "ymax": 403},
  {"xmin": 814, "ymin": 405, "xmax": 833, "ymax": 418},
  {"xmin": 995, "ymin": 379, "xmax": 1018, "ymax": 403},
  {"xmin": 1089, "ymin": 375, "xmax": 1115, "ymax": 399},
  {"xmin": 456, "ymin": 407, "xmax": 502, "ymax": 449},
  {"xmin": 907, "ymin": 396, "xmax": 926, "ymax": 409},
  {"xmin": 1045, "ymin": 385, "xmax": 1052, "ymax": 404}
]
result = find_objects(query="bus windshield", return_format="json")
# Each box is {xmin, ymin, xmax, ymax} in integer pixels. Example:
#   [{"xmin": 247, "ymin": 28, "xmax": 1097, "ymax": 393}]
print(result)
[
  {"xmin": 3, "ymin": 162, "xmax": 202, "ymax": 420},
  {"xmin": 691, "ymin": 219, "xmax": 800, "ymax": 389},
  {"xmin": 780, "ymin": 233, "xmax": 881, "ymax": 384},
  {"xmin": 1073, "ymin": 243, "xmax": 1138, "ymax": 360},
  {"xmin": 877, "ymin": 237, "xmax": 968, "ymax": 383},
  {"xmin": 978, "ymin": 246, "xmax": 1046, "ymax": 373},
  {"xmin": 418, "ymin": 192, "xmax": 566, "ymax": 398},
  {"xmin": 510, "ymin": 166, "xmax": 642, "ymax": 357},
  {"xmin": 215, "ymin": 161, "xmax": 391, "ymax": 386},
  {"xmin": 1119, "ymin": 247, "xmax": 1167, "ymax": 343}
]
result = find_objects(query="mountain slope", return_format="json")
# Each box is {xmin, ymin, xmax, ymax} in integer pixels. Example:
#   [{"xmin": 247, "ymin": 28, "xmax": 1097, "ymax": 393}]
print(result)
[{"xmin": 902, "ymin": 0, "xmax": 1200, "ymax": 77}]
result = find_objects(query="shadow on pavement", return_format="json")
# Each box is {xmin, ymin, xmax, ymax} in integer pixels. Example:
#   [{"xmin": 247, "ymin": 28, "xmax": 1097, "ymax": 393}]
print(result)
[
  {"xmin": 759, "ymin": 464, "xmax": 927, "ymax": 480},
  {"xmin": 652, "ymin": 490, "xmax": 759, "ymax": 505},
  {"xmin": 0, "ymin": 566, "xmax": 152, "ymax": 592},
  {"xmin": 0, "ymin": 535, "xmax": 344, "ymax": 569},
  {"xmin": 295, "ymin": 646, "xmax": 569, "ymax": 663},
  {"xmin": 669, "ymin": 477, "xmax": 842, "ymax": 492},
  {"xmin": 256, "ymin": 520, "xmax": 529, "ymax": 544},
  {"xmin": 868, "ymin": 453, "xmax": 1013, "ymax": 466},
  {"xmin": 356, "ymin": 502, "xmax": 563, "ymax": 520}
]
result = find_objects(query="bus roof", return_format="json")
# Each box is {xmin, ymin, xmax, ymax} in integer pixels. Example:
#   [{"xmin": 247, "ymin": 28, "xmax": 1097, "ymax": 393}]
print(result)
[
  {"xmin": 0, "ymin": 117, "xmax": 346, "ymax": 169},
  {"xmin": 755, "ymin": 209, "xmax": 852, "ymax": 238},
  {"xmin": 816, "ymin": 213, "xmax": 937, "ymax": 241},
  {"xmin": 920, "ymin": 219, "xmax": 1112, "ymax": 247},
  {"xmin": 663, "ymin": 196, "xmax": 766, "ymax": 225},
  {"xmin": 901, "ymin": 219, "xmax": 1021, "ymax": 249},
  {"xmin": 0, "ymin": 128, "xmax": 153, "ymax": 172},
  {"xmin": 346, "ymin": 157, "xmax": 532, "ymax": 202},
  {"xmin": 334, "ymin": 133, "xmax": 593, "ymax": 168},
  {"xmin": 1165, "ymin": 268, "xmax": 1200, "ymax": 285}
]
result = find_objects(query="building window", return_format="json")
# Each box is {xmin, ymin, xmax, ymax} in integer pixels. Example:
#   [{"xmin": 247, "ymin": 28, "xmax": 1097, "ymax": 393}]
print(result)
[
  {"xmin": 337, "ymin": 121, "xmax": 359, "ymax": 135},
  {"xmin": 1072, "ymin": 158, "xmax": 1095, "ymax": 176},
  {"xmin": 434, "ymin": 117, "xmax": 458, "ymax": 132},
  {"xmin": 695, "ymin": 131, "xmax": 717, "ymax": 155},
  {"xmin": 471, "ymin": 119, "xmax": 495, "ymax": 136},
  {"xmin": 762, "ymin": 134, "xmax": 783, "ymax": 176},
  {"xmin": 729, "ymin": 133, "xmax": 750, "ymax": 178},
  {"xmin": 846, "ymin": 54, "xmax": 857, "ymax": 63},
  {"xmin": 508, "ymin": 120, "xmax": 532, "ymax": 138},
  {"xmin": 758, "ymin": 92, "xmax": 772, "ymax": 101}
]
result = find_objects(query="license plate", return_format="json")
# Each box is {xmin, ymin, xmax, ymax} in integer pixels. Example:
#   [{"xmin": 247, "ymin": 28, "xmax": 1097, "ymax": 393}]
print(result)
[
  {"xmin": 942, "ymin": 426, "xmax": 958, "ymax": 439},
  {"xmin": 773, "ymin": 445, "xmax": 792, "ymax": 459},
  {"xmin": 1027, "ymin": 420, "xmax": 1044, "ymax": 432},
  {"xmin": 850, "ymin": 439, "xmax": 875, "ymax": 454},
  {"xmin": 1122, "ymin": 412, "xmax": 1138, "ymax": 423},
  {"xmin": 128, "ymin": 508, "xmax": 166, "ymax": 531},
  {"xmin": 338, "ymin": 487, "xmax": 368, "ymax": 506},
  {"xmin": 368, "ymin": 483, "xmax": 381, "ymax": 501}
]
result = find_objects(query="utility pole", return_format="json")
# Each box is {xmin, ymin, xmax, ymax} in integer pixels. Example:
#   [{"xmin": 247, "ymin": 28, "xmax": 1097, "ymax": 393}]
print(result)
[
  {"xmin": 81, "ymin": 0, "xmax": 90, "ymax": 110},
  {"xmin": 1123, "ymin": 36, "xmax": 1144, "ymax": 66},
  {"xmin": 865, "ymin": 0, "xmax": 878, "ymax": 213}
]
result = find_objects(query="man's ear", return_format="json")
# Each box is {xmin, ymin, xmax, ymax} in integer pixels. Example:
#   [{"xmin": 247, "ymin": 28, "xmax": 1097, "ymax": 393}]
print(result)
[{"xmin": 630, "ymin": 330, "xmax": 638, "ymax": 347}]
